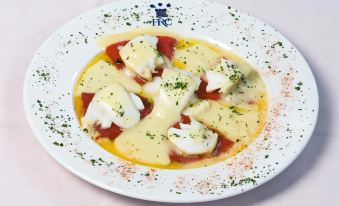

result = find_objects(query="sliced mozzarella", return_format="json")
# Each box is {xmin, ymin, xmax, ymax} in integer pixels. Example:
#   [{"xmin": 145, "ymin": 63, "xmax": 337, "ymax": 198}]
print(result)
[
  {"xmin": 129, "ymin": 93, "xmax": 145, "ymax": 110},
  {"xmin": 155, "ymin": 69, "xmax": 199, "ymax": 118},
  {"xmin": 172, "ymin": 43, "xmax": 221, "ymax": 76},
  {"xmin": 206, "ymin": 58, "xmax": 251, "ymax": 94},
  {"xmin": 168, "ymin": 119, "xmax": 218, "ymax": 155},
  {"xmin": 183, "ymin": 100, "xmax": 210, "ymax": 116},
  {"xmin": 119, "ymin": 35, "xmax": 164, "ymax": 81},
  {"xmin": 76, "ymin": 60, "xmax": 141, "ymax": 95},
  {"xmin": 205, "ymin": 70, "xmax": 230, "ymax": 93},
  {"xmin": 174, "ymin": 68, "xmax": 201, "ymax": 88},
  {"xmin": 83, "ymin": 83, "xmax": 141, "ymax": 129}
]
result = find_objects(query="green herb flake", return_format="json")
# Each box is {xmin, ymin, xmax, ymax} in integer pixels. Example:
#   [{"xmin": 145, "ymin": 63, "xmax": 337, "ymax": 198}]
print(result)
[{"xmin": 53, "ymin": 141, "xmax": 64, "ymax": 147}]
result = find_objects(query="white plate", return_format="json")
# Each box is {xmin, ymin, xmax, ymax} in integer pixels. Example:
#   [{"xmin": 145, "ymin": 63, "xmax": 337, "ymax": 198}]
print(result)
[{"xmin": 23, "ymin": 0, "xmax": 318, "ymax": 203}]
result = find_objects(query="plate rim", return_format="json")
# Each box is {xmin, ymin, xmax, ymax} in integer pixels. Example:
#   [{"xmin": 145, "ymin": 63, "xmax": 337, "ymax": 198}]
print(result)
[{"xmin": 23, "ymin": 0, "xmax": 319, "ymax": 203}]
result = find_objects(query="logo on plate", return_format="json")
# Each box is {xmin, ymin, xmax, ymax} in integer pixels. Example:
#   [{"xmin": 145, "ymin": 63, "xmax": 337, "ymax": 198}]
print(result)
[{"xmin": 150, "ymin": 3, "xmax": 172, "ymax": 27}]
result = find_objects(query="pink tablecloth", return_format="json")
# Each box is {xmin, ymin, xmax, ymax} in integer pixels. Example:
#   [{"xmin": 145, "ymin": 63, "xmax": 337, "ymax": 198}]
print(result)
[{"xmin": 1, "ymin": 0, "xmax": 338, "ymax": 205}]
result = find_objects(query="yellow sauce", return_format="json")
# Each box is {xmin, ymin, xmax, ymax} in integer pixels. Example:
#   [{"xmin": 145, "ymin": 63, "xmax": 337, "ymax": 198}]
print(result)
[{"xmin": 73, "ymin": 28, "xmax": 268, "ymax": 169}]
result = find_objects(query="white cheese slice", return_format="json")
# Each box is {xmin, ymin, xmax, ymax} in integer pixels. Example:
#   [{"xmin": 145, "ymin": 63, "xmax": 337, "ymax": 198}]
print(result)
[
  {"xmin": 190, "ymin": 101, "xmax": 260, "ymax": 143},
  {"xmin": 119, "ymin": 35, "xmax": 164, "ymax": 81},
  {"xmin": 206, "ymin": 58, "xmax": 251, "ymax": 94},
  {"xmin": 155, "ymin": 68, "xmax": 200, "ymax": 117},
  {"xmin": 168, "ymin": 119, "xmax": 218, "ymax": 155},
  {"xmin": 83, "ymin": 83, "xmax": 142, "ymax": 129},
  {"xmin": 183, "ymin": 100, "xmax": 210, "ymax": 116},
  {"xmin": 77, "ymin": 60, "xmax": 141, "ymax": 95},
  {"xmin": 174, "ymin": 68, "xmax": 201, "ymax": 87},
  {"xmin": 172, "ymin": 44, "xmax": 221, "ymax": 76}
]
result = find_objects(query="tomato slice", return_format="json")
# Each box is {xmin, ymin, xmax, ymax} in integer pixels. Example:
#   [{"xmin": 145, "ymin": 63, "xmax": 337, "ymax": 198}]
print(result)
[
  {"xmin": 81, "ymin": 93, "xmax": 95, "ymax": 113},
  {"xmin": 169, "ymin": 151, "xmax": 204, "ymax": 163},
  {"xmin": 133, "ymin": 75, "xmax": 147, "ymax": 85},
  {"xmin": 181, "ymin": 115, "xmax": 191, "ymax": 124},
  {"xmin": 196, "ymin": 79, "xmax": 221, "ymax": 100},
  {"xmin": 106, "ymin": 40, "xmax": 129, "ymax": 69},
  {"xmin": 152, "ymin": 68, "xmax": 164, "ymax": 78},
  {"xmin": 172, "ymin": 115, "xmax": 191, "ymax": 129},
  {"xmin": 137, "ymin": 95, "xmax": 153, "ymax": 118},
  {"xmin": 156, "ymin": 36, "xmax": 177, "ymax": 59},
  {"xmin": 212, "ymin": 129, "xmax": 234, "ymax": 156},
  {"xmin": 95, "ymin": 123, "xmax": 122, "ymax": 140}
]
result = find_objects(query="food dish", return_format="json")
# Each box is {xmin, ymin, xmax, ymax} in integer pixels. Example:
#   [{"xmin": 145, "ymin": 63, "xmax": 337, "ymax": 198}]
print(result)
[
  {"xmin": 74, "ymin": 29, "xmax": 268, "ymax": 169},
  {"xmin": 23, "ymin": 0, "xmax": 318, "ymax": 202}
]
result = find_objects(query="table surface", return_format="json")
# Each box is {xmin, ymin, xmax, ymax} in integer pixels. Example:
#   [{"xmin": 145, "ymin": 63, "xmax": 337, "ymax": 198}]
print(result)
[{"xmin": 1, "ymin": 0, "xmax": 338, "ymax": 205}]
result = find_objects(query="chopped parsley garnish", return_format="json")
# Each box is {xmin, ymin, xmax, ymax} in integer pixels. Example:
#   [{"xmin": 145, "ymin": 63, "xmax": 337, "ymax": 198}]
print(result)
[
  {"xmin": 53, "ymin": 141, "xmax": 64, "ymax": 147},
  {"xmin": 295, "ymin": 81, "xmax": 303, "ymax": 91},
  {"xmin": 229, "ymin": 106, "xmax": 243, "ymax": 115},
  {"xmin": 173, "ymin": 81, "xmax": 188, "ymax": 89},
  {"xmin": 271, "ymin": 41, "xmax": 283, "ymax": 48},
  {"xmin": 146, "ymin": 131, "xmax": 156, "ymax": 139}
]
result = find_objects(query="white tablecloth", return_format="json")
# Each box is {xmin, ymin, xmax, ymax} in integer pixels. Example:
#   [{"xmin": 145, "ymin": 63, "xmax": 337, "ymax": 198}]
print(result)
[{"xmin": 0, "ymin": 0, "xmax": 338, "ymax": 205}]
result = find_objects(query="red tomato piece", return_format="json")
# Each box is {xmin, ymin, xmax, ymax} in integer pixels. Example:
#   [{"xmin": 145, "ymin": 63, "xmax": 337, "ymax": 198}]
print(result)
[
  {"xmin": 172, "ymin": 122, "xmax": 181, "ymax": 129},
  {"xmin": 95, "ymin": 123, "xmax": 122, "ymax": 140},
  {"xmin": 181, "ymin": 115, "xmax": 191, "ymax": 124},
  {"xmin": 196, "ymin": 79, "xmax": 221, "ymax": 100},
  {"xmin": 212, "ymin": 129, "xmax": 234, "ymax": 156},
  {"xmin": 106, "ymin": 40, "xmax": 129, "ymax": 69},
  {"xmin": 133, "ymin": 75, "xmax": 147, "ymax": 85},
  {"xmin": 172, "ymin": 115, "xmax": 191, "ymax": 129},
  {"xmin": 137, "ymin": 95, "xmax": 153, "ymax": 118},
  {"xmin": 156, "ymin": 36, "xmax": 177, "ymax": 59},
  {"xmin": 169, "ymin": 151, "xmax": 204, "ymax": 163},
  {"xmin": 152, "ymin": 68, "xmax": 164, "ymax": 77},
  {"xmin": 81, "ymin": 93, "xmax": 95, "ymax": 113}
]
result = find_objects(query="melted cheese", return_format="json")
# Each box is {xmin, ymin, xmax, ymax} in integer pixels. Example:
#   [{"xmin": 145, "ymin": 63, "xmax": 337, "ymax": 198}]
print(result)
[
  {"xmin": 168, "ymin": 119, "xmax": 218, "ymax": 155},
  {"xmin": 172, "ymin": 42, "xmax": 221, "ymax": 76},
  {"xmin": 83, "ymin": 83, "xmax": 141, "ymax": 129},
  {"xmin": 190, "ymin": 101, "xmax": 260, "ymax": 143},
  {"xmin": 114, "ymin": 69, "xmax": 198, "ymax": 165},
  {"xmin": 206, "ymin": 58, "xmax": 252, "ymax": 94},
  {"xmin": 76, "ymin": 60, "xmax": 141, "ymax": 95},
  {"xmin": 119, "ymin": 35, "xmax": 164, "ymax": 81}
]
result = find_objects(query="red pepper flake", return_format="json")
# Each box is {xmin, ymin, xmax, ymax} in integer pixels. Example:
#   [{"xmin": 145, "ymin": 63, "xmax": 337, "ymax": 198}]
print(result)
[{"xmin": 247, "ymin": 100, "xmax": 256, "ymax": 105}]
